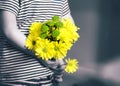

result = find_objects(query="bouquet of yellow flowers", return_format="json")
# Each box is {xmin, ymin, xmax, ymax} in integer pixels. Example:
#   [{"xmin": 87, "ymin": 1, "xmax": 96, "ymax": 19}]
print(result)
[{"xmin": 25, "ymin": 15, "xmax": 80, "ymax": 73}]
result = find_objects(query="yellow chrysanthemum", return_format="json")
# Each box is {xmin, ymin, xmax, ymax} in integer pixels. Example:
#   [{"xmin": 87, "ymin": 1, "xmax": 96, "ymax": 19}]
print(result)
[
  {"xmin": 52, "ymin": 41, "xmax": 68, "ymax": 60},
  {"xmin": 62, "ymin": 18, "xmax": 80, "ymax": 32},
  {"xmin": 35, "ymin": 39, "xmax": 54, "ymax": 60},
  {"xmin": 61, "ymin": 18, "xmax": 80, "ymax": 42},
  {"xmin": 64, "ymin": 42, "xmax": 73, "ymax": 50},
  {"xmin": 65, "ymin": 58, "xmax": 79, "ymax": 73},
  {"xmin": 25, "ymin": 16, "xmax": 80, "ymax": 74},
  {"xmin": 57, "ymin": 28, "xmax": 73, "ymax": 42},
  {"xmin": 29, "ymin": 22, "xmax": 42, "ymax": 36},
  {"xmin": 25, "ymin": 34, "xmax": 38, "ymax": 50}
]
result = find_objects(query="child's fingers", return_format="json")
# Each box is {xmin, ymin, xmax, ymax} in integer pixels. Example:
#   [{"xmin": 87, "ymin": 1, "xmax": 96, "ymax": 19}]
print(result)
[
  {"xmin": 57, "ymin": 59, "xmax": 66, "ymax": 70},
  {"xmin": 54, "ymin": 74, "xmax": 63, "ymax": 82},
  {"xmin": 46, "ymin": 60, "xmax": 58, "ymax": 69}
]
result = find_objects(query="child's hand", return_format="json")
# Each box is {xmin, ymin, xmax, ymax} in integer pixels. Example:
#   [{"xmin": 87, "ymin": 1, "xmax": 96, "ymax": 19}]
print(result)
[
  {"xmin": 49, "ymin": 59, "xmax": 66, "ymax": 82},
  {"xmin": 41, "ymin": 59, "xmax": 66, "ymax": 82},
  {"xmin": 46, "ymin": 59, "xmax": 65, "ymax": 70}
]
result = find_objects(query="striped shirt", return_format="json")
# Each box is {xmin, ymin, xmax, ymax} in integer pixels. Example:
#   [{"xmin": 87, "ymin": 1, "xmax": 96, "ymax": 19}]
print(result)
[{"xmin": 0, "ymin": 0, "xmax": 70, "ymax": 82}]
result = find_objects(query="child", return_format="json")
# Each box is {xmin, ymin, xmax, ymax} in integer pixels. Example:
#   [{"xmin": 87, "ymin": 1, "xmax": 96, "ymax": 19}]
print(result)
[{"xmin": 0, "ymin": 0, "xmax": 74, "ymax": 85}]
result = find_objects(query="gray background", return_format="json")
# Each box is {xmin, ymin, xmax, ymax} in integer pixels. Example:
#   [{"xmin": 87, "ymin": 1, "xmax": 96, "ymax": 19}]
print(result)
[
  {"xmin": 0, "ymin": 0, "xmax": 120, "ymax": 86},
  {"xmin": 61, "ymin": 0, "xmax": 120, "ymax": 86}
]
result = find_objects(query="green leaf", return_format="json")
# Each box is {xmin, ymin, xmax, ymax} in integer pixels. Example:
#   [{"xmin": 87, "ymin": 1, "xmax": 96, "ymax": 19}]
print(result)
[
  {"xmin": 41, "ymin": 24, "xmax": 49, "ymax": 32},
  {"xmin": 40, "ymin": 33, "xmax": 47, "ymax": 39},
  {"xmin": 55, "ymin": 21, "xmax": 63, "ymax": 28},
  {"xmin": 52, "ymin": 15, "xmax": 60, "ymax": 22},
  {"xmin": 46, "ymin": 21, "xmax": 55, "ymax": 27},
  {"xmin": 52, "ymin": 30, "xmax": 60, "ymax": 38}
]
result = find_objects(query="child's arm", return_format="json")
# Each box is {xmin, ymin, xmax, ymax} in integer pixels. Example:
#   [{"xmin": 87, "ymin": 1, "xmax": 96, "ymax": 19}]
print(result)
[
  {"xmin": 1, "ymin": 10, "xmax": 26, "ymax": 49},
  {"xmin": 0, "ymin": 10, "xmax": 32, "ymax": 54}
]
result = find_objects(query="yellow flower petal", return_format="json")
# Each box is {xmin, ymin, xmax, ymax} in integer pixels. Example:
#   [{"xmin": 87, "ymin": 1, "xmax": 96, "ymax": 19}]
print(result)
[
  {"xmin": 65, "ymin": 58, "xmax": 79, "ymax": 73},
  {"xmin": 35, "ymin": 39, "xmax": 54, "ymax": 60},
  {"xmin": 52, "ymin": 41, "xmax": 68, "ymax": 60},
  {"xmin": 25, "ymin": 34, "xmax": 38, "ymax": 50}
]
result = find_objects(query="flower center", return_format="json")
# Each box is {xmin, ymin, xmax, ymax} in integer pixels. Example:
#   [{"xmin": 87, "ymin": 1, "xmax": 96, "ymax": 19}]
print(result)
[
  {"xmin": 68, "ymin": 62, "xmax": 73, "ymax": 66},
  {"xmin": 43, "ymin": 47, "xmax": 47, "ymax": 53},
  {"xmin": 32, "ymin": 41, "xmax": 36, "ymax": 45},
  {"xmin": 54, "ymin": 46, "xmax": 59, "ymax": 51}
]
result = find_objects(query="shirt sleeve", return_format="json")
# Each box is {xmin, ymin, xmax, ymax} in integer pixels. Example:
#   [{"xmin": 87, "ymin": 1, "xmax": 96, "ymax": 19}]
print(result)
[
  {"xmin": 0, "ymin": 0, "xmax": 20, "ymax": 16},
  {"xmin": 62, "ymin": 0, "xmax": 71, "ymax": 17}
]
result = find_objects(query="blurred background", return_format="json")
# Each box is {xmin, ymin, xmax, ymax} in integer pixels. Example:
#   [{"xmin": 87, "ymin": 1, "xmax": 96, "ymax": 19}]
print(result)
[{"xmin": 60, "ymin": 0, "xmax": 120, "ymax": 86}]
